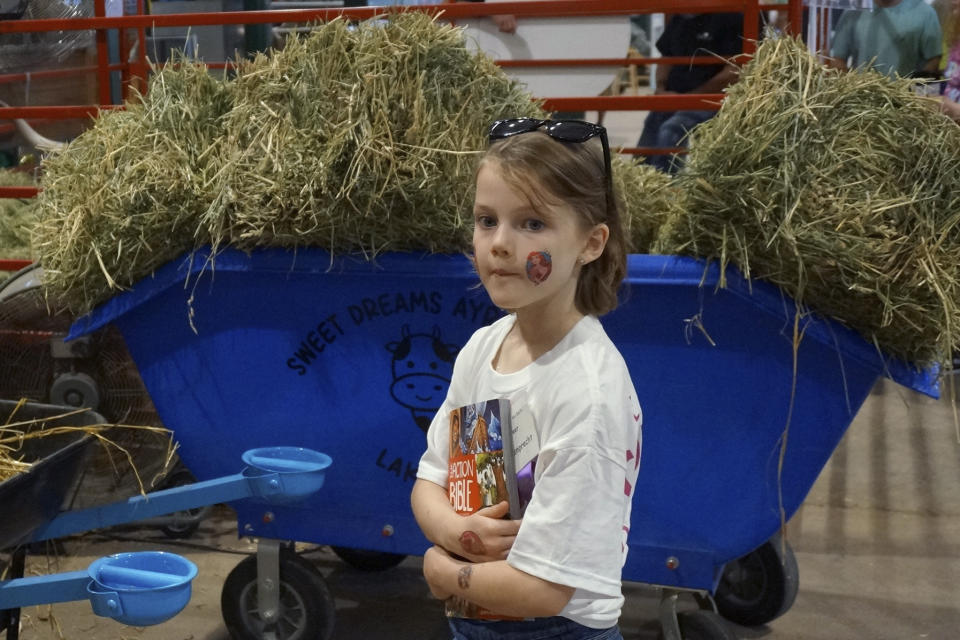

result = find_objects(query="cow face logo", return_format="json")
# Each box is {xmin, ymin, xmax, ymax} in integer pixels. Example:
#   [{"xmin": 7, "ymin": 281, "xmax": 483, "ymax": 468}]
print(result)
[{"xmin": 386, "ymin": 325, "xmax": 459, "ymax": 433}]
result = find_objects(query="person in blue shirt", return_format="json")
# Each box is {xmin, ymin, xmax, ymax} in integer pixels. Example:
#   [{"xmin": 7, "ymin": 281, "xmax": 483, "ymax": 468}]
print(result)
[{"xmin": 830, "ymin": 0, "xmax": 942, "ymax": 77}]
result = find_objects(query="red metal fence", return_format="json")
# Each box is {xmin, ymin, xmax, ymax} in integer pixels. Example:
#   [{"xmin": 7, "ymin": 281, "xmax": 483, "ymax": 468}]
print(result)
[{"xmin": 0, "ymin": 0, "xmax": 803, "ymax": 270}]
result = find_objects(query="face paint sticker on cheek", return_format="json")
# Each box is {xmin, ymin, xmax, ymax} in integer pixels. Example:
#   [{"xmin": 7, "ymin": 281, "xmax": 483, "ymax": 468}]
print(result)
[{"xmin": 525, "ymin": 250, "xmax": 552, "ymax": 286}]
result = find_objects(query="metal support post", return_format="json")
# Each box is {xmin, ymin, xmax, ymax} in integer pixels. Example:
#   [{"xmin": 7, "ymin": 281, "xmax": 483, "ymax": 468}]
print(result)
[{"xmin": 256, "ymin": 539, "xmax": 281, "ymax": 640}]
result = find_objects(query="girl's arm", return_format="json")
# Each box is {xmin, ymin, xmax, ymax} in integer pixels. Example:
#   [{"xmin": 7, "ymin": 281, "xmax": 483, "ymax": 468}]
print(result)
[
  {"xmin": 411, "ymin": 478, "xmax": 520, "ymax": 563},
  {"xmin": 423, "ymin": 545, "xmax": 575, "ymax": 618}
]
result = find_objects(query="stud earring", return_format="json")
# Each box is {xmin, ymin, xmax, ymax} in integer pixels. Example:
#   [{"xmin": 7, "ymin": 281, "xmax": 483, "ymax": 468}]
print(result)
[{"xmin": 577, "ymin": 257, "xmax": 585, "ymax": 265}]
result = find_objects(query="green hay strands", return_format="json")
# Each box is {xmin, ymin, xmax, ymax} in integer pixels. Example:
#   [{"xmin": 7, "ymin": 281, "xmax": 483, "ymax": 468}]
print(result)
[
  {"xmin": 35, "ymin": 59, "xmax": 233, "ymax": 313},
  {"xmin": 656, "ymin": 35, "xmax": 960, "ymax": 368},
  {"xmin": 34, "ymin": 12, "xmax": 545, "ymax": 315},
  {"xmin": 613, "ymin": 157, "xmax": 685, "ymax": 254},
  {"xmin": 0, "ymin": 170, "xmax": 39, "ymax": 264}
]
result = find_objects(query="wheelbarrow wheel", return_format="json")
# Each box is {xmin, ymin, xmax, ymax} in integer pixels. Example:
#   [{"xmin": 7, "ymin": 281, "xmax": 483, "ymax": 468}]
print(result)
[
  {"xmin": 221, "ymin": 550, "xmax": 334, "ymax": 640},
  {"xmin": 331, "ymin": 546, "xmax": 406, "ymax": 571},
  {"xmin": 675, "ymin": 610, "xmax": 738, "ymax": 640},
  {"xmin": 157, "ymin": 467, "xmax": 203, "ymax": 539},
  {"xmin": 715, "ymin": 534, "xmax": 799, "ymax": 626}
]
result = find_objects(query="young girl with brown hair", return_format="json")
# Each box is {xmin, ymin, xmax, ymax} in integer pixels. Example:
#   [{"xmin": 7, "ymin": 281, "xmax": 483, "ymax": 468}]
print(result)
[{"xmin": 411, "ymin": 119, "xmax": 642, "ymax": 639}]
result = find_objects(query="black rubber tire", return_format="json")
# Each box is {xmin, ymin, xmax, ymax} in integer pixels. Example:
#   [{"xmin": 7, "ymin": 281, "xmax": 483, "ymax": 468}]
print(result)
[
  {"xmin": 221, "ymin": 550, "xmax": 335, "ymax": 640},
  {"xmin": 676, "ymin": 610, "xmax": 739, "ymax": 640},
  {"xmin": 157, "ymin": 467, "xmax": 204, "ymax": 539},
  {"xmin": 330, "ymin": 546, "xmax": 406, "ymax": 571},
  {"xmin": 715, "ymin": 534, "xmax": 799, "ymax": 626}
]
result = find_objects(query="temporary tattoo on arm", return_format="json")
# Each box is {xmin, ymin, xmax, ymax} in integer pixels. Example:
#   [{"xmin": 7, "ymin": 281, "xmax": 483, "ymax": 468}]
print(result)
[
  {"xmin": 458, "ymin": 565, "xmax": 473, "ymax": 590},
  {"xmin": 459, "ymin": 530, "xmax": 487, "ymax": 556},
  {"xmin": 526, "ymin": 250, "xmax": 552, "ymax": 285}
]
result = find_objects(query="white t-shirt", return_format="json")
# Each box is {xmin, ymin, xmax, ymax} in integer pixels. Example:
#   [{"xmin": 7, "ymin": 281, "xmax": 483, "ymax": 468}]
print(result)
[{"xmin": 417, "ymin": 314, "xmax": 643, "ymax": 629}]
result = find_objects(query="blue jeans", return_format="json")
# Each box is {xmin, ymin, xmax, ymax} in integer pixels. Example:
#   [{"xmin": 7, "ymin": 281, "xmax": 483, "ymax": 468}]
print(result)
[
  {"xmin": 449, "ymin": 616, "xmax": 623, "ymax": 639},
  {"xmin": 637, "ymin": 109, "xmax": 716, "ymax": 173}
]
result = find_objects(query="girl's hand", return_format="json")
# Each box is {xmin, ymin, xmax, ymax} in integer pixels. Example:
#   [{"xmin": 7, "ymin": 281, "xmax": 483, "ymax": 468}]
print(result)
[
  {"xmin": 423, "ymin": 545, "xmax": 456, "ymax": 600},
  {"xmin": 456, "ymin": 501, "xmax": 521, "ymax": 563}
]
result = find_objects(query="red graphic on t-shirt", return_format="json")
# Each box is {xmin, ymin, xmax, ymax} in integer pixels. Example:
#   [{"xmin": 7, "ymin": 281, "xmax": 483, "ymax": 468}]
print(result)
[
  {"xmin": 624, "ymin": 440, "xmax": 640, "ymax": 496},
  {"xmin": 626, "ymin": 441, "xmax": 640, "ymax": 470}
]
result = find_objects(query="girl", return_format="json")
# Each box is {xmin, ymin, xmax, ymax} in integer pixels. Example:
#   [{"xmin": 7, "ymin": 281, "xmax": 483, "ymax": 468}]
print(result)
[{"xmin": 411, "ymin": 118, "xmax": 643, "ymax": 639}]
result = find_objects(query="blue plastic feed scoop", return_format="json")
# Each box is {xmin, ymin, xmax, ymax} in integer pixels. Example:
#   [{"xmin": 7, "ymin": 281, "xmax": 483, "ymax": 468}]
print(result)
[
  {"xmin": 87, "ymin": 551, "xmax": 198, "ymax": 626},
  {"xmin": 241, "ymin": 446, "xmax": 333, "ymax": 503}
]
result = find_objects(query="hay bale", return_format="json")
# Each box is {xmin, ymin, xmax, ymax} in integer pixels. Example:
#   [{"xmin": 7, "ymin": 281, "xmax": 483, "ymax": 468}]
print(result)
[
  {"xmin": 34, "ymin": 13, "xmax": 544, "ymax": 315},
  {"xmin": 0, "ymin": 170, "xmax": 38, "ymax": 264},
  {"xmin": 655, "ymin": 35, "xmax": 960, "ymax": 367},
  {"xmin": 614, "ymin": 157, "xmax": 684, "ymax": 253},
  {"xmin": 34, "ymin": 59, "xmax": 233, "ymax": 313},
  {"xmin": 211, "ymin": 13, "xmax": 543, "ymax": 255}
]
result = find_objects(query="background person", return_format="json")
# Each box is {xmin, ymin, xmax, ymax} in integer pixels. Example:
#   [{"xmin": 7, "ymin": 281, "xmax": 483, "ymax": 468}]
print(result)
[
  {"xmin": 829, "ymin": 0, "xmax": 942, "ymax": 77},
  {"xmin": 637, "ymin": 12, "xmax": 748, "ymax": 173}
]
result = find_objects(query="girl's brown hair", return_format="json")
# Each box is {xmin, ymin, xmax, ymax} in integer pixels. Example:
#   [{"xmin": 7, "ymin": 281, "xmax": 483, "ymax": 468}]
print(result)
[{"xmin": 479, "ymin": 130, "xmax": 627, "ymax": 316}]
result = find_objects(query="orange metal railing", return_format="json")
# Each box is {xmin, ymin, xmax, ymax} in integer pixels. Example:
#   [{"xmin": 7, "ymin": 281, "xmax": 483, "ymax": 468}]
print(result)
[
  {"xmin": 0, "ymin": 0, "xmax": 804, "ymax": 270},
  {"xmin": 0, "ymin": 0, "xmax": 803, "ymax": 116}
]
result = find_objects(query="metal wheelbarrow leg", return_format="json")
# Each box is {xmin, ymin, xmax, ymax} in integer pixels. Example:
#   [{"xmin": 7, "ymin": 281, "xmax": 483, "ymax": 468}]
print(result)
[
  {"xmin": 221, "ymin": 539, "xmax": 335, "ymax": 640},
  {"xmin": 657, "ymin": 588, "xmax": 737, "ymax": 640},
  {"xmin": 0, "ymin": 548, "xmax": 26, "ymax": 640}
]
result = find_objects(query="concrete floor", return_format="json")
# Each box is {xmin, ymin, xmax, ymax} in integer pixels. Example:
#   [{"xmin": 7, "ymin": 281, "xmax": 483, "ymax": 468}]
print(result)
[{"xmin": 8, "ymin": 376, "xmax": 960, "ymax": 640}]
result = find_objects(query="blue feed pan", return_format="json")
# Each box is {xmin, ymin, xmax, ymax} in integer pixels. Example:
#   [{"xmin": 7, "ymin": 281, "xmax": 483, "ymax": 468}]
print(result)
[
  {"xmin": 242, "ymin": 446, "xmax": 332, "ymax": 503},
  {"xmin": 87, "ymin": 551, "xmax": 198, "ymax": 626}
]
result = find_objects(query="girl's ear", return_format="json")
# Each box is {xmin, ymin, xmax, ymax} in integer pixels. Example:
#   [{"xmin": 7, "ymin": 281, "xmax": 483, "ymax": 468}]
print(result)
[{"xmin": 580, "ymin": 223, "xmax": 609, "ymax": 265}]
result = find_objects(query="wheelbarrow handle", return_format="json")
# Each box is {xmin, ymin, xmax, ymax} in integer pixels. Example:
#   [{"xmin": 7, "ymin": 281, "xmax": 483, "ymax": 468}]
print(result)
[
  {"xmin": 31, "ymin": 472, "xmax": 251, "ymax": 541},
  {"xmin": 30, "ymin": 447, "xmax": 330, "ymax": 542},
  {"xmin": 0, "ymin": 570, "xmax": 89, "ymax": 610}
]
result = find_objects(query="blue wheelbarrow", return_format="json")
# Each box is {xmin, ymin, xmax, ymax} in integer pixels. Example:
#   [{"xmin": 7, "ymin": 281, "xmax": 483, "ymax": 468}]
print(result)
[
  {"xmin": 0, "ymin": 399, "xmax": 331, "ymax": 640},
  {"xmin": 68, "ymin": 247, "xmax": 936, "ymax": 640}
]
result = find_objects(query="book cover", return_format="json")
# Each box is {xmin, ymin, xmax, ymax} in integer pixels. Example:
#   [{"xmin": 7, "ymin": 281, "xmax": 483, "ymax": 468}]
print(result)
[{"xmin": 445, "ymin": 398, "xmax": 539, "ymax": 619}]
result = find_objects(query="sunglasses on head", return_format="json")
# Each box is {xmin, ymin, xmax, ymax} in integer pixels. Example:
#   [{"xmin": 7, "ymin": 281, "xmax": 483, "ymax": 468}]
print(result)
[{"xmin": 487, "ymin": 118, "xmax": 613, "ymax": 202}]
